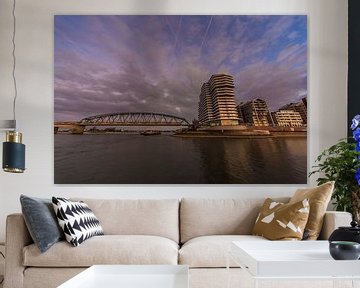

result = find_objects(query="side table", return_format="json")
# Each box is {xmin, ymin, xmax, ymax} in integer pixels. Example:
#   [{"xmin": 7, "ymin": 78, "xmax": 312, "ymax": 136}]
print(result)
[
  {"xmin": 227, "ymin": 241, "xmax": 360, "ymax": 288},
  {"xmin": 58, "ymin": 265, "xmax": 189, "ymax": 288}
]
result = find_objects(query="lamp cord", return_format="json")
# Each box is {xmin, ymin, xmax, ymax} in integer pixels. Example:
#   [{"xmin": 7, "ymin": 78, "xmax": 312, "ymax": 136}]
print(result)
[{"xmin": 11, "ymin": 0, "xmax": 18, "ymax": 130}]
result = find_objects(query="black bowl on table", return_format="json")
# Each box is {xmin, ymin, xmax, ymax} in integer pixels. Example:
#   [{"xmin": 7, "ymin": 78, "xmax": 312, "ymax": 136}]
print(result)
[{"xmin": 329, "ymin": 241, "xmax": 360, "ymax": 260}]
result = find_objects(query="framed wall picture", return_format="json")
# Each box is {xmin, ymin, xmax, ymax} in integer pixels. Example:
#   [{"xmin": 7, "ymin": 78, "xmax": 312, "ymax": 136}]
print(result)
[{"xmin": 54, "ymin": 15, "xmax": 307, "ymax": 184}]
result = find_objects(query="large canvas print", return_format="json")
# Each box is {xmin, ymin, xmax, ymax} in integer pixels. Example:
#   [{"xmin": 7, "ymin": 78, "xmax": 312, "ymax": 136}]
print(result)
[{"xmin": 54, "ymin": 15, "xmax": 307, "ymax": 184}]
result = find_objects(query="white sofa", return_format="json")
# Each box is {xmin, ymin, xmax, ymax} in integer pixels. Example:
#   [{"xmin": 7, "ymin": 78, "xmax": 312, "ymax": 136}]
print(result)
[{"xmin": 4, "ymin": 198, "xmax": 352, "ymax": 288}]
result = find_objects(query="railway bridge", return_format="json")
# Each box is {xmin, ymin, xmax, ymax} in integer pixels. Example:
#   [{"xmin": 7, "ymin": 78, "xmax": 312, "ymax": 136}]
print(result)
[{"xmin": 54, "ymin": 112, "xmax": 190, "ymax": 134}]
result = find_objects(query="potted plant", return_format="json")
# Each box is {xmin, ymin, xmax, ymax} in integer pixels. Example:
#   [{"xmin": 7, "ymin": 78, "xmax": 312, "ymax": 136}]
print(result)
[{"xmin": 310, "ymin": 115, "xmax": 360, "ymax": 222}]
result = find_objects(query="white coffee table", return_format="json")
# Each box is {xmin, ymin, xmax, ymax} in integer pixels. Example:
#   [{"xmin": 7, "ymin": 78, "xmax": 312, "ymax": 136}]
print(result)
[
  {"xmin": 228, "ymin": 241, "xmax": 360, "ymax": 288},
  {"xmin": 58, "ymin": 265, "xmax": 189, "ymax": 288}
]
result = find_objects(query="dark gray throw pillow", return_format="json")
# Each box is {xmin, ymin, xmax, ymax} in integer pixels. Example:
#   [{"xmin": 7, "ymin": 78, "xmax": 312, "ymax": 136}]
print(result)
[{"xmin": 20, "ymin": 195, "xmax": 64, "ymax": 253}]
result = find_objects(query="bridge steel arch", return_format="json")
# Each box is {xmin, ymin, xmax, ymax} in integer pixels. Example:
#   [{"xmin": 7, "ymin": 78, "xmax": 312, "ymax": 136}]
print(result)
[{"xmin": 79, "ymin": 112, "xmax": 190, "ymax": 127}]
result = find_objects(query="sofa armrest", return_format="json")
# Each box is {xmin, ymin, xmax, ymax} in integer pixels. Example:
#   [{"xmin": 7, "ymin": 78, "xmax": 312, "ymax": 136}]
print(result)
[
  {"xmin": 318, "ymin": 211, "xmax": 352, "ymax": 240},
  {"xmin": 4, "ymin": 213, "xmax": 33, "ymax": 288}
]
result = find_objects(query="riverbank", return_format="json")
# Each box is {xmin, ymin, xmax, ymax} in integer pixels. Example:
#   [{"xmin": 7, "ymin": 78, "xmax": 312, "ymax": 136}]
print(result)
[
  {"xmin": 173, "ymin": 128, "xmax": 307, "ymax": 138},
  {"xmin": 55, "ymin": 126, "xmax": 307, "ymax": 138}
]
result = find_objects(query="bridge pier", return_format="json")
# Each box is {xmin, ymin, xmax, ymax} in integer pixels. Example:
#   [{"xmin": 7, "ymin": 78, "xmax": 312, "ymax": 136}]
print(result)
[{"xmin": 71, "ymin": 125, "xmax": 85, "ymax": 134}]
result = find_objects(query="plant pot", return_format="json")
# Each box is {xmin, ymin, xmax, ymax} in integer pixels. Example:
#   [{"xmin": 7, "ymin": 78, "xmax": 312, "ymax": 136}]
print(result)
[{"xmin": 329, "ymin": 221, "xmax": 360, "ymax": 244}]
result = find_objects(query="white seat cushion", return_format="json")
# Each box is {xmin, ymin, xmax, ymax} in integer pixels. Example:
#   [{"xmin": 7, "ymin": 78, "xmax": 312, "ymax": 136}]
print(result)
[
  {"xmin": 180, "ymin": 198, "xmax": 288, "ymax": 243},
  {"xmin": 23, "ymin": 235, "xmax": 179, "ymax": 267},
  {"xmin": 179, "ymin": 235, "xmax": 267, "ymax": 268}
]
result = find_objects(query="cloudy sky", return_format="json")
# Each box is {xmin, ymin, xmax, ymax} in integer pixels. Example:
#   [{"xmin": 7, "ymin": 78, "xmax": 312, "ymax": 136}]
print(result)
[{"xmin": 54, "ymin": 15, "xmax": 307, "ymax": 121}]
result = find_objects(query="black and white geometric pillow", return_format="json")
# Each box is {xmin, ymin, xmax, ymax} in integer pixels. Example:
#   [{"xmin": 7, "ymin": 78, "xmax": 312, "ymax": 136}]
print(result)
[{"xmin": 52, "ymin": 197, "xmax": 104, "ymax": 247}]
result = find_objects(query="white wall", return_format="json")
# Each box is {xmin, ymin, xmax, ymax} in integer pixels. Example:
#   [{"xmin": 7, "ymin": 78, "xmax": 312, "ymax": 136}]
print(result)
[{"xmin": 0, "ymin": 0, "xmax": 348, "ymax": 242}]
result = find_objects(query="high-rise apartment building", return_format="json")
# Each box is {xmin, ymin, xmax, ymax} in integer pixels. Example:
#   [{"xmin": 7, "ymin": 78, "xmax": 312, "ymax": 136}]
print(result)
[
  {"xmin": 198, "ymin": 74, "xmax": 239, "ymax": 126},
  {"xmin": 280, "ymin": 98, "xmax": 307, "ymax": 124},
  {"xmin": 198, "ymin": 83, "xmax": 214, "ymax": 125},
  {"xmin": 238, "ymin": 98, "xmax": 272, "ymax": 126},
  {"xmin": 271, "ymin": 110, "xmax": 303, "ymax": 127}
]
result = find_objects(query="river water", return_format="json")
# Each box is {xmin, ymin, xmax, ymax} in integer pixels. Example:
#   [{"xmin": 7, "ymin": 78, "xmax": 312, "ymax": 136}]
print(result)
[{"xmin": 54, "ymin": 134, "xmax": 307, "ymax": 184}]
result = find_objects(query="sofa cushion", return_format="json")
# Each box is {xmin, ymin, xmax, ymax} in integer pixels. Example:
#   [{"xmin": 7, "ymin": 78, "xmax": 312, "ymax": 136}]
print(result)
[
  {"xmin": 52, "ymin": 197, "xmax": 104, "ymax": 247},
  {"xmin": 24, "ymin": 268, "xmax": 86, "ymax": 288},
  {"xmin": 23, "ymin": 235, "xmax": 178, "ymax": 267},
  {"xmin": 179, "ymin": 235, "xmax": 267, "ymax": 268},
  {"xmin": 252, "ymin": 198, "xmax": 310, "ymax": 240},
  {"xmin": 72, "ymin": 198, "xmax": 179, "ymax": 243},
  {"xmin": 290, "ymin": 181, "xmax": 334, "ymax": 240},
  {"xmin": 20, "ymin": 195, "xmax": 64, "ymax": 253},
  {"xmin": 180, "ymin": 198, "xmax": 289, "ymax": 243}
]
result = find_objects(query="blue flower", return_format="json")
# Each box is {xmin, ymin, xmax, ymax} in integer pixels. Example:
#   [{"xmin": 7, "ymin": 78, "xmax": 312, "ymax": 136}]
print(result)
[
  {"xmin": 352, "ymin": 115, "xmax": 360, "ymax": 130},
  {"xmin": 356, "ymin": 168, "xmax": 360, "ymax": 186},
  {"xmin": 353, "ymin": 128, "xmax": 360, "ymax": 142},
  {"xmin": 351, "ymin": 115, "xmax": 360, "ymax": 186}
]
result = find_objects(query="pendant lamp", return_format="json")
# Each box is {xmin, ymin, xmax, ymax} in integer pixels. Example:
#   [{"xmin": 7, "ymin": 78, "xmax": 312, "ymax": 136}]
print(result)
[{"xmin": 1, "ymin": 0, "xmax": 26, "ymax": 173}]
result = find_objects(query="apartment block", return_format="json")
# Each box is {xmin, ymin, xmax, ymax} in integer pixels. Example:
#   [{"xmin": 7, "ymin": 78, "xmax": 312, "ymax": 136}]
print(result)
[
  {"xmin": 272, "ymin": 110, "xmax": 304, "ymax": 127},
  {"xmin": 238, "ymin": 98, "xmax": 272, "ymax": 126},
  {"xmin": 280, "ymin": 98, "xmax": 307, "ymax": 124},
  {"xmin": 198, "ymin": 83, "xmax": 214, "ymax": 125},
  {"xmin": 198, "ymin": 74, "xmax": 239, "ymax": 126}
]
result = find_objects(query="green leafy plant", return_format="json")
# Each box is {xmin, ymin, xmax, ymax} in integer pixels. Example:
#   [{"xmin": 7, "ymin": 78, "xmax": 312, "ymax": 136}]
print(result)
[
  {"xmin": 310, "ymin": 115, "xmax": 360, "ymax": 222},
  {"xmin": 310, "ymin": 140, "xmax": 359, "ymax": 209}
]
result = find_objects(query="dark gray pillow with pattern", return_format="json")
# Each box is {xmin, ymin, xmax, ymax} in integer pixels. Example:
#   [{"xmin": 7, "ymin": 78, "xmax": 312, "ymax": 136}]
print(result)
[{"xmin": 20, "ymin": 195, "xmax": 64, "ymax": 253}]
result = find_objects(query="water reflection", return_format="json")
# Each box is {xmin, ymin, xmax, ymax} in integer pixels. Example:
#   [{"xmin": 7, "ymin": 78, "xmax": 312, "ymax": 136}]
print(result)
[{"xmin": 54, "ymin": 135, "xmax": 307, "ymax": 184}]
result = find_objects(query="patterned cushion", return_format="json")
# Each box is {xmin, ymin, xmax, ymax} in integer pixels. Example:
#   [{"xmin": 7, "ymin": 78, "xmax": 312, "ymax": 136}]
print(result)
[
  {"xmin": 52, "ymin": 197, "xmax": 104, "ymax": 246},
  {"xmin": 252, "ymin": 198, "xmax": 310, "ymax": 240}
]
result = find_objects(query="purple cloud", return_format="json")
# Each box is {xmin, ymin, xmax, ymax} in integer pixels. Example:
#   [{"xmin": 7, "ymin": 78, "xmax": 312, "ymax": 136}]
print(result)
[{"xmin": 54, "ymin": 15, "xmax": 307, "ymax": 121}]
